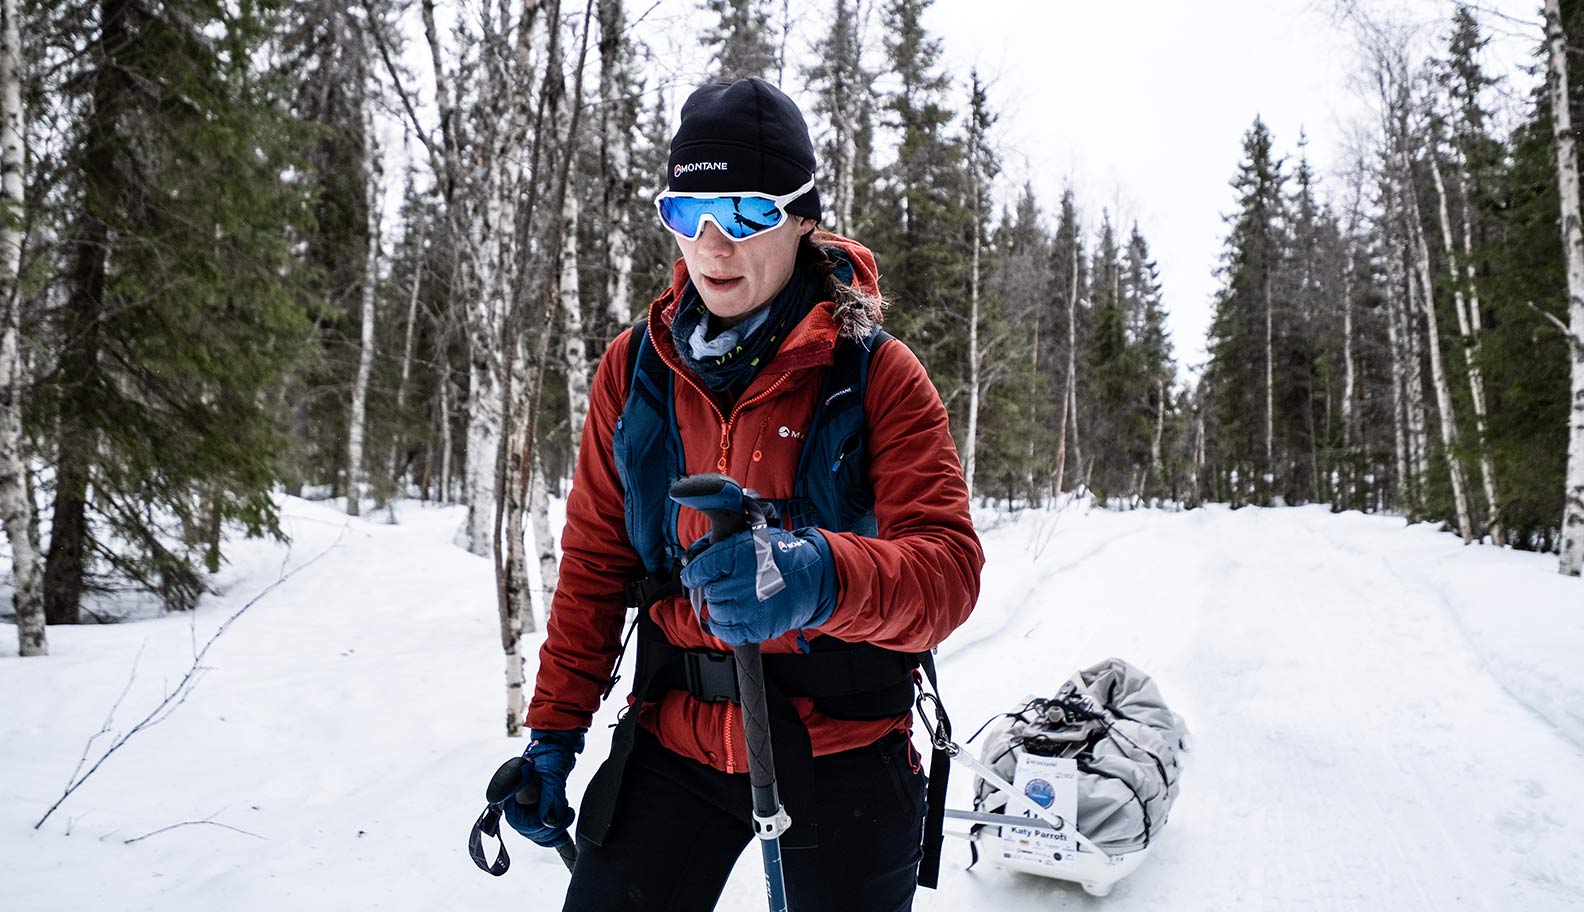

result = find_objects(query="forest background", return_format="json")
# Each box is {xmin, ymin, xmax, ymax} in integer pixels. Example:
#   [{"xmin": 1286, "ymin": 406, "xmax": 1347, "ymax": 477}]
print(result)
[{"xmin": 4, "ymin": 0, "xmax": 1584, "ymax": 712}]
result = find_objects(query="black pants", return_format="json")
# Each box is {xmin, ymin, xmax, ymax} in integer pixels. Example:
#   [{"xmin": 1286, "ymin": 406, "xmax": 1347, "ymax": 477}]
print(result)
[{"xmin": 564, "ymin": 726, "xmax": 926, "ymax": 911}]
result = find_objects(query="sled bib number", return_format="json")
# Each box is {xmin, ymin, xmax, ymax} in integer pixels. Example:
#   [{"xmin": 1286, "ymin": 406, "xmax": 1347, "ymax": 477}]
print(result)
[{"xmin": 1004, "ymin": 754, "xmax": 1080, "ymax": 873}]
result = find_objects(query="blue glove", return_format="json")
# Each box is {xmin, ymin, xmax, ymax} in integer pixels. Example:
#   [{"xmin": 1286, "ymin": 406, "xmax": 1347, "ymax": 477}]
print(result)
[
  {"xmin": 679, "ymin": 526, "xmax": 838, "ymax": 646},
  {"xmin": 499, "ymin": 728, "xmax": 584, "ymax": 848}
]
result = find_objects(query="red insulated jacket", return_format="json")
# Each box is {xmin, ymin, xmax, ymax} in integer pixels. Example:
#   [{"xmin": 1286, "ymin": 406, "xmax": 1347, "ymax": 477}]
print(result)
[{"xmin": 527, "ymin": 233, "xmax": 984, "ymax": 774}]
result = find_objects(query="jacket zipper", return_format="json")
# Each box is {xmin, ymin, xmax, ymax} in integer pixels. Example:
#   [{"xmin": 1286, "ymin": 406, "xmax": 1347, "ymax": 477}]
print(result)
[
  {"xmin": 717, "ymin": 374, "xmax": 791, "ymax": 471},
  {"xmin": 713, "ymin": 377, "xmax": 788, "ymax": 775},
  {"xmin": 651, "ymin": 334, "xmax": 791, "ymax": 775}
]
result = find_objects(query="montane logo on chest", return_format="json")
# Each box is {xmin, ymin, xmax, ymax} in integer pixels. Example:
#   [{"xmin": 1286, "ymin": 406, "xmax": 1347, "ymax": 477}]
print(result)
[{"xmin": 779, "ymin": 426, "xmax": 805, "ymax": 440}]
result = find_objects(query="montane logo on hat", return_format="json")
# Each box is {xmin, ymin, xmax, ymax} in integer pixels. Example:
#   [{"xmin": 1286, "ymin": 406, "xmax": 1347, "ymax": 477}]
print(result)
[{"xmin": 675, "ymin": 162, "xmax": 729, "ymax": 176}]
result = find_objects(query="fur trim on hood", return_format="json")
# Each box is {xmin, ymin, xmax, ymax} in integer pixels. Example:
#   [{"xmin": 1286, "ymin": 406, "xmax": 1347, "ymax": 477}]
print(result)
[{"xmin": 810, "ymin": 231, "xmax": 888, "ymax": 342}]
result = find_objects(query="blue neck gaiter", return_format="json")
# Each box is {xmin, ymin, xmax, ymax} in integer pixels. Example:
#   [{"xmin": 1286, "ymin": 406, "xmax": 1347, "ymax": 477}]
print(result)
[{"xmin": 670, "ymin": 260, "xmax": 822, "ymax": 394}]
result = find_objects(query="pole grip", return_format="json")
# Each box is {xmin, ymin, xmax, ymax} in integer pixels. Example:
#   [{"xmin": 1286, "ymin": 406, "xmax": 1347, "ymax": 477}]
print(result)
[{"xmin": 734, "ymin": 642, "xmax": 778, "ymax": 799}]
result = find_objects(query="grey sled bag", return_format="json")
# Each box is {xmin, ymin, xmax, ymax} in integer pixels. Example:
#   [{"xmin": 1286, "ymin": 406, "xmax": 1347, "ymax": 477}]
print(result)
[{"xmin": 971, "ymin": 656, "xmax": 1190, "ymax": 854}]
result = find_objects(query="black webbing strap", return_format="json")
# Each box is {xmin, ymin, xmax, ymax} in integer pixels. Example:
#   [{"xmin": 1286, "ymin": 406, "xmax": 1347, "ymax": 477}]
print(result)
[
  {"xmin": 915, "ymin": 649, "xmax": 951, "ymax": 889},
  {"xmin": 639, "ymin": 629, "xmax": 919, "ymax": 708},
  {"xmin": 577, "ymin": 575, "xmax": 682, "ymax": 846},
  {"xmin": 468, "ymin": 804, "xmax": 511, "ymax": 876}
]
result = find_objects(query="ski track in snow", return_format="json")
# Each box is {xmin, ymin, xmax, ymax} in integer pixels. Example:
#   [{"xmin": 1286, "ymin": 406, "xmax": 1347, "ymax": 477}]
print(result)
[{"xmin": 2, "ymin": 497, "xmax": 1582, "ymax": 911}]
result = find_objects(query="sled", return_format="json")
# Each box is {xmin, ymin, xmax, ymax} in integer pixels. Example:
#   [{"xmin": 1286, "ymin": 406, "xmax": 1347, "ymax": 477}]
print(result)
[
  {"xmin": 922, "ymin": 658, "xmax": 1188, "ymax": 898},
  {"xmin": 939, "ymin": 748, "xmax": 1149, "ymax": 897}
]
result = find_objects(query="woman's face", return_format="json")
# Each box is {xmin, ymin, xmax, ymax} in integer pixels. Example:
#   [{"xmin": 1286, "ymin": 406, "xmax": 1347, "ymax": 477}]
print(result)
[{"xmin": 674, "ymin": 216, "xmax": 815, "ymax": 327}]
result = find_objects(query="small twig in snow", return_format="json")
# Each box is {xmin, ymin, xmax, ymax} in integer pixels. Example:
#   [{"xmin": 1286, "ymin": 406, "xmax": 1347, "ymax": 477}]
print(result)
[
  {"xmin": 123, "ymin": 809, "xmax": 265, "ymax": 845},
  {"xmin": 33, "ymin": 523, "xmax": 349, "ymax": 831},
  {"xmin": 61, "ymin": 642, "xmax": 145, "ymax": 796}
]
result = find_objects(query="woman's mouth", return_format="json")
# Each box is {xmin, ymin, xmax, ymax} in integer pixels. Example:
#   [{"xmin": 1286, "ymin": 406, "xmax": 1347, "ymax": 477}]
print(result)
[{"xmin": 701, "ymin": 274, "xmax": 743, "ymax": 291}]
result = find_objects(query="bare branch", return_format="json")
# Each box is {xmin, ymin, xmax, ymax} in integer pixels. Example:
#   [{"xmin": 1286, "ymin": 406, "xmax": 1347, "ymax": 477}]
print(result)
[
  {"xmin": 360, "ymin": 0, "xmax": 445, "ymax": 190},
  {"xmin": 1525, "ymin": 299, "xmax": 1584, "ymax": 352},
  {"xmin": 33, "ymin": 523, "xmax": 350, "ymax": 831},
  {"xmin": 123, "ymin": 809, "xmax": 266, "ymax": 845}
]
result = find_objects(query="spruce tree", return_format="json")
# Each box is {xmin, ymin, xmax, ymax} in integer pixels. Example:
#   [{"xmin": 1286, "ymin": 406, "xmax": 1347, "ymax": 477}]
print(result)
[
  {"xmin": 1082, "ymin": 212, "xmax": 1134, "ymax": 499},
  {"xmin": 36, "ymin": 0, "xmax": 316, "ymax": 621},
  {"xmin": 871, "ymin": 0, "xmax": 970, "ymax": 430},
  {"xmin": 702, "ymin": 0, "xmax": 778, "ymax": 83},
  {"xmin": 1204, "ymin": 116, "xmax": 1287, "ymax": 506},
  {"xmin": 983, "ymin": 183, "xmax": 1054, "ymax": 504},
  {"xmin": 804, "ymin": 0, "xmax": 877, "ymax": 237}
]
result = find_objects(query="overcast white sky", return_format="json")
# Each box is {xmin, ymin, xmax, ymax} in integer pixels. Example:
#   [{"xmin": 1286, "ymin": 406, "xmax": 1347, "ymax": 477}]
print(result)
[
  {"xmin": 912, "ymin": 0, "xmax": 1544, "ymax": 375},
  {"xmin": 392, "ymin": 1, "xmax": 1548, "ymax": 379}
]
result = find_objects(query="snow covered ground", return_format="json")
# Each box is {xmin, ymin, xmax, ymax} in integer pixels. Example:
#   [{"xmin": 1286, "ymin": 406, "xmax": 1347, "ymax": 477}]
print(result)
[{"xmin": 3, "ymin": 494, "xmax": 1582, "ymax": 911}]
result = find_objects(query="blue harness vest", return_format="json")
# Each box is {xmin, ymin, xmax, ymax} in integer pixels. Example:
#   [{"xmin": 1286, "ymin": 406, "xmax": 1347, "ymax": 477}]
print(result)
[{"xmin": 613, "ymin": 319, "xmax": 888, "ymax": 573}]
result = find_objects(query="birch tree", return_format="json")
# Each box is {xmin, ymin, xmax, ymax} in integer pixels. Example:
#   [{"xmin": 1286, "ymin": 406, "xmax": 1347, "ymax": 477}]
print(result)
[
  {"xmin": 1427, "ymin": 124, "xmax": 1499, "ymax": 538},
  {"xmin": 562, "ymin": 190, "xmax": 591, "ymax": 463},
  {"xmin": 597, "ymin": 0, "xmax": 638, "ymax": 334},
  {"xmin": 346, "ymin": 98, "xmax": 383, "ymax": 517},
  {"xmin": 1544, "ymin": 0, "xmax": 1584, "ymax": 574},
  {"xmin": 1051, "ymin": 189, "xmax": 1083, "ymax": 497},
  {"xmin": 1391, "ymin": 80, "xmax": 1474, "ymax": 541},
  {"xmin": 385, "ymin": 176, "xmax": 428, "ymax": 503},
  {"xmin": 0, "ymin": 0, "xmax": 42, "ymax": 655},
  {"xmin": 961, "ymin": 71, "xmax": 996, "ymax": 497}
]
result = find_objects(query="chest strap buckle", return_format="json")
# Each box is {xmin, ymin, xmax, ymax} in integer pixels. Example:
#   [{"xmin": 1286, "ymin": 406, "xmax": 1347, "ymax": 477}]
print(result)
[{"xmin": 684, "ymin": 649, "xmax": 741, "ymax": 703}]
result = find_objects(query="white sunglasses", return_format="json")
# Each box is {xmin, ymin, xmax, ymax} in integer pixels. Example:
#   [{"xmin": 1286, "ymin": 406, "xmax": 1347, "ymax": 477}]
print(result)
[{"xmin": 654, "ymin": 176, "xmax": 817, "ymax": 242}]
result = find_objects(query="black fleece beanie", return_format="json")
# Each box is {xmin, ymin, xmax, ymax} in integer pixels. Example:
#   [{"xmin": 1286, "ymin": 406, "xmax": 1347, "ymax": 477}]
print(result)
[{"xmin": 667, "ymin": 77, "xmax": 821, "ymax": 222}]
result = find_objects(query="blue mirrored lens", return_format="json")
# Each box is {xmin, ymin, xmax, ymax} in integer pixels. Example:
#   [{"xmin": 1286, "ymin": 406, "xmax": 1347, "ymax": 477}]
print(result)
[{"xmin": 658, "ymin": 195, "xmax": 785, "ymax": 240}]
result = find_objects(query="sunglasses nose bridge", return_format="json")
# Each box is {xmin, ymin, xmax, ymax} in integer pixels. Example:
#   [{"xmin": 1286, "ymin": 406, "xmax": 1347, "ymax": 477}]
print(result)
[{"xmin": 695, "ymin": 214, "xmax": 736, "ymax": 246}]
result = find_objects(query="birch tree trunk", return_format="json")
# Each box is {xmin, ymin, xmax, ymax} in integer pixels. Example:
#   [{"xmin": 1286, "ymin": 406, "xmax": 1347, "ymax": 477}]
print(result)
[
  {"xmin": 439, "ymin": 387, "xmax": 453, "ymax": 500},
  {"xmin": 386, "ymin": 213, "xmax": 425, "ymax": 500},
  {"xmin": 827, "ymin": 1, "xmax": 857, "ymax": 237},
  {"xmin": 1545, "ymin": 0, "xmax": 1584, "ymax": 574},
  {"xmin": 562, "ymin": 191, "xmax": 591, "ymax": 463},
  {"xmin": 1384, "ymin": 151, "xmax": 1431, "ymax": 516},
  {"xmin": 0, "ymin": 0, "xmax": 42, "ymax": 655},
  {"xmin": 346, "ymin": 104, "xmax": 382, "ymax": 518},
  {"xmin": 1053, "ymin": 236, "xmax": 1080, "ymax": 498},
  {"xmin": 1146, "ymin": 378, "xmax": 1165, "ymax": 502},
  {"xmin": 1455, "ymin": 168, "xmax": 1502, "ymax": 542},
  {"xmin": 1342, "ymin": 237, "xmax": 1356, "ymax": 505},
  {"xmin": 1429, "ymin": 149, "xmax": 1501, "ymax": 541},
  {"xmin": 494, "ymin": 1, "xmax": 553, "ymax": 736},
  {"xmin": 529, "ymin": 454, "xmax": 559, "ymax": 615},
  {"xmin": 598, "ymin": 0, "xmax": 634, "ymax": 329},
  {"xmin": 1399, "ymin": 138, "xmax": 1474, "ymax": 542},
  {"xmin": 1403, "ymin": 253, "xmax": 1431, "ymax": 496},
  {"xmin": 502, "ymin": 0, "xmax": 595, "ymax": 734},
  {"xmin": 963, "ymin": 180, "xmax": 981, "ymax": 498},
  {"xmin": 463, "ymin": 351, "xmax": 504, "ymax": 552},
  {"xmin": 1264, "ymin": 268, "xmax": 1275, "ymax": 500},
  {"xmin": 1384, "ymin": 247, "xmax": 1412, "ymax": 511},
  {"xmin": 1192, "ymin": 407, "xmax": 1205, "ymax": 506},
  {"xmin": 409, "ymin": 0, "xmax": 510, "ymax": 556}
]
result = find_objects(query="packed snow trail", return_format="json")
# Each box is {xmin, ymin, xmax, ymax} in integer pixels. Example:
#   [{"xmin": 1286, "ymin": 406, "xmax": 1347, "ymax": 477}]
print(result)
[{"xmin": 2, "ymin": 496, "xmax": 1581, "ymax": 911}]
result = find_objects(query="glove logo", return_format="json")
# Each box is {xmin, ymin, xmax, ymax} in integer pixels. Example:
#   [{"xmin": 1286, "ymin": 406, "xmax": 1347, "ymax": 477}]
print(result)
[{"xmin": 775, "ymin": 538, "xmax": 806, "ymax": 552}]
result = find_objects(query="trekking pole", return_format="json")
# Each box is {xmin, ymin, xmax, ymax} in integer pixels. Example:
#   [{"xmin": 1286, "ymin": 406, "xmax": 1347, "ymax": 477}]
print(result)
[{"xmin": 670, "ymin": 473, "xmax": 792, "ymax": 912}]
